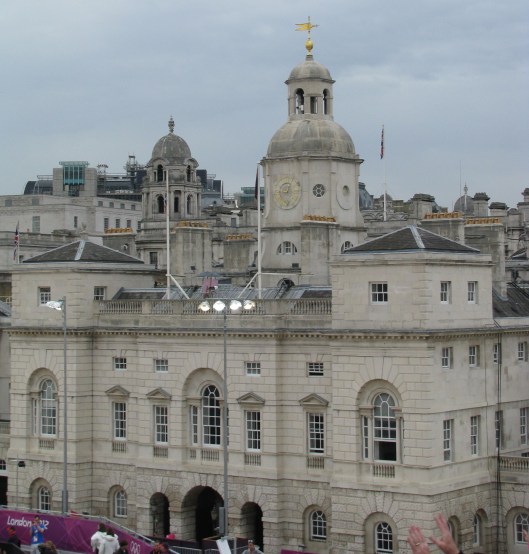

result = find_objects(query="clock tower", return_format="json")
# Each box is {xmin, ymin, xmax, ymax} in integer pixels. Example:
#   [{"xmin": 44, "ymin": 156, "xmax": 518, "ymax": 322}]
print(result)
[{"xmin": 260, "ymin": 26, "xmax": 366, "ymax": 286}]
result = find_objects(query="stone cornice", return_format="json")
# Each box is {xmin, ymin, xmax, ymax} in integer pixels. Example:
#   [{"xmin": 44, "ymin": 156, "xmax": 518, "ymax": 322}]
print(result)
[{"xmin": 7, "ymin": 325, "xmax": 529, "ymax": 341}]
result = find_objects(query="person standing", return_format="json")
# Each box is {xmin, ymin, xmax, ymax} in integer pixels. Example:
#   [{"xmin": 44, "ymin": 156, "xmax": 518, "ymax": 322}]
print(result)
[
  {"xmin": 30, "ymin": 516, "xmax": 45, "ymax": 554},
  {"xmin": 7, "ymin": 526, "xmax": 21, "ymax": 547},
  {"xmin": 98, "ymin": 528, "xmax": 119, "ymax": 554},
  {"xmin": 242, "ymin": 540, "xmax": 263, "ymax": 554},
  {"xmin": 91, "ymin": 523, "xmax": 108, "ymax": 554}
]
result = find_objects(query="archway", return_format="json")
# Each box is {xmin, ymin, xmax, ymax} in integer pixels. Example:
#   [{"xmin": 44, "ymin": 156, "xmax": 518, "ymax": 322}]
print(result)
[
  {"xmin": 150, "ymin": 492, "xmax": 170, "ymax": 538},
  {"xmin": 240, "ymin": 502, "xmax": 263, "ymax": 550},
  {"xmin": 182, "ymin": 486, "xmax": 223, "ymax": 543}
]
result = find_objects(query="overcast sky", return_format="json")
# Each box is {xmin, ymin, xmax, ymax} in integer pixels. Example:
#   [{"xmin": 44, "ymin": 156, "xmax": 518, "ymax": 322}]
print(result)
[{"xmin": 1, "ymin": 0, "xmax": 527, "ymax": 210}]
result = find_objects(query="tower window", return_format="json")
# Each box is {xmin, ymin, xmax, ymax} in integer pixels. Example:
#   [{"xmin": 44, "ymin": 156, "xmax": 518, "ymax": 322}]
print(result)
[
  {"xmin": 323, "ymin": 90, "xmax": 329, "ymax": 114},
  {"xmin": 156, "ymin": 165, "xmax": 164, "ymax": 182},
  {"xmin": 295, "ymin": 89, "xmax": 305, "ymax": 114},
  {"xmin": 310, "ymin": 96, "xmax": 318, "ymax": 114}
]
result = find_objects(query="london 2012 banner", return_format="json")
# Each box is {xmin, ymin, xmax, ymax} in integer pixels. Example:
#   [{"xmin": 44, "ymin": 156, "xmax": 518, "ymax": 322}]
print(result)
[{"xmin": 0, "ymin": 509, "xmax": 154, "ymax": 554}]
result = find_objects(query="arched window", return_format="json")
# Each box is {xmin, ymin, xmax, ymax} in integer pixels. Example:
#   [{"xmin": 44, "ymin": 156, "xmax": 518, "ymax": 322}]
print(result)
[
  {"xmin": 375, "ymin": 522, "xmax": 393, "ymax": 553},
  {"xmin": 472, "ymin": 513, "xmax": 482, "ymax": 546},
  {"xmin": 310, "ymin": 510, "xmax": 327, "ymax": 541},
  {"xmin": 202, "ymin": 385, "xmax": 221, "ymax": 446},
  {"xmin": 341, "ymin": 241, "xmax": 353, "ymax": 253},
  {"xmin": 515, "ymin": 513, "xmax": 529, "ymax": 543},
  {"xmin": 114, "ymin": 488, "xmax": 128, "ymax": 517},
  {"xmin": 38, "ymin": 486, "xmax": 51, "ymax": 511},
  {"xmin": 187, "ymin": 194, "xmax": 194, "ymax": 216},
  {"xmin": 361, "ymin": 389, "xmax": 401, "ymax": 463},
  {"xmin": 186, "ymin": 165, "xmax": 192, "ymax": 182},
  {"xmin": 374, "ymin": 393, "xmax": 397, "ymax": 461},
  {"xmin": 157, "ymin": 195, "xmax": 165, "ymax": 214},
  {"xmin": 156, "ymin": 165, "xmax": 164, "ymax": 182},
  {"xmin": 277, "ymin": 241, "xmax": 298, "ymax": 255},
  {"xmin": 174, "ymin": 195, "xmax": 180, "ymax": 214},
  {"xmin": 33, "ymin": 379, "xmax": 57, "ymax": 437},
  {"xmin": 295, "ymin": 89, "xmax": 305, "ymax": 114}
]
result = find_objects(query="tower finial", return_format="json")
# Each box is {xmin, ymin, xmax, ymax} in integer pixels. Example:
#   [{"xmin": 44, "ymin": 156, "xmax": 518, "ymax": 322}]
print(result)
[
  {"xmin": 168, "ymin": 116, "xmax": 175, "ymax": 134},
  {"xmin": 295, "ymin": 16, "xmax": 318, "ymax": 56}
]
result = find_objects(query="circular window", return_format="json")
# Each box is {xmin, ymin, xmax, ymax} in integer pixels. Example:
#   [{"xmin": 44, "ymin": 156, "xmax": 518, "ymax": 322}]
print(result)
[{"xmin": 313, "ymin": 184, "xmax": 326, "ymax": 197}]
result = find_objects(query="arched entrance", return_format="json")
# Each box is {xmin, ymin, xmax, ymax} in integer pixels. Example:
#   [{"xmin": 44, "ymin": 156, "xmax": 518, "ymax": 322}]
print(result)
[
  {"xmin": 240, "ymin": 502, "xmax": 264, "ymax": 550},
  {"xmin": 181, "ymin": 486, "xmax": 223, "ymax": 542},
  {"xmin": 150, "ymin": 493, "xmax": 170, "ymax": 538}
]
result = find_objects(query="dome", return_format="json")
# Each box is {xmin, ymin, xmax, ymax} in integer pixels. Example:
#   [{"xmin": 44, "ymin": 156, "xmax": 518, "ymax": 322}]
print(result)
[
  {"xmin": 454, "ymin": 194, "xmax": 474, "ymax": 215},
  {"xmin": 288, "ymin": 56, "xmax": 333, "ymax": 82},
  {"xmin": 267, "ymin": 119, "xmax": 356, "ymax": 159},
  {"xmin": 149, "ymin": 117, "xmax": 192, "ymax": 165},
  {"xmin": 151, "ymin": 133, "xmax": 192, "ymax": 164}
]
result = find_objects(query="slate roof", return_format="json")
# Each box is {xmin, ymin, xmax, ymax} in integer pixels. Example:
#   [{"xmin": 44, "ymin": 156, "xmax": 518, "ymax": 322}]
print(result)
[
  {"xmin": 493, "ymin": 285, "xmax": 529, "ymax": 317},
  {"xmin": 23, "ymin": 240, "xmax": 144, "ymax": 264},
  {"xmin": 345, "ymin": 225, "xmax": 479, "ymax": 254}
]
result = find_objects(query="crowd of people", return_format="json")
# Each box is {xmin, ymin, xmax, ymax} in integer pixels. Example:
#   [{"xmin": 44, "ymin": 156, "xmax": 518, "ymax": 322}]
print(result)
[{"xmin": 91, "ymin": 523, "xmax": 128, "ymax": 554}]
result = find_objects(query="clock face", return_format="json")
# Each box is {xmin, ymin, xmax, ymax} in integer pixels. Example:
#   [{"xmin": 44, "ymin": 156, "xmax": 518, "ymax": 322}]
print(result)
[{"xmin": 272, "ymin": 177, "xmax": 301, "ymax": 209}]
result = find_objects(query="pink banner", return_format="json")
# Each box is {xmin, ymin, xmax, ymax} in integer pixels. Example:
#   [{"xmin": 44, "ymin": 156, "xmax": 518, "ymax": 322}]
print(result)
[{"xmin": 0, "ymin": 510, "xmax": 153, "ymax": 554}]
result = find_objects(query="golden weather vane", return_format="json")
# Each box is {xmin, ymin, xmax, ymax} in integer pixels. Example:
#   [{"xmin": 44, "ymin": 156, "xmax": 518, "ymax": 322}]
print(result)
[{"xmin": 295, "ymin": 16, "xmax": 318, "ymax": 55}]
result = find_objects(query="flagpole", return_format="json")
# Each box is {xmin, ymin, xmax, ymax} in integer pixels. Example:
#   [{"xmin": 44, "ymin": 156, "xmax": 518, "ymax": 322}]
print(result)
[
  {"xmin": 166, "ymin": 169, "xmax": 170, "ymax": 298},
  {"xmin": 381, "ymin": 125, "xmax": 387, "ymax": 222},
  {"xmin": 256, "ymin": 165, "xmax": 262, "ymax": 300}
]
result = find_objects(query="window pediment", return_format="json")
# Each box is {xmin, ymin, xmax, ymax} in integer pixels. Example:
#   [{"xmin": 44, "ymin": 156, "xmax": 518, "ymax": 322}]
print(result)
[
  {"xmin": 237, "ymin": 392, "xmax": 265, "ymax": 406},
  {"xmin": 105, "ymin": 385, "xmax": 130, "ymax": 398},
  {"xmin": 299, "ymin": 393, "xmax": 328, "ymax": 407},
  {"xmin": 146, "ymin": 387, "xmax": 172, "ymax": 401}
]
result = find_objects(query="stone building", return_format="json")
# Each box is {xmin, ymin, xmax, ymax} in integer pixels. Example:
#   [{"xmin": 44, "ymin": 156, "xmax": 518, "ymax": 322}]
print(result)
[{"xmin": 1, "ymin": 31, "xmax": 529, "ymax": 554}]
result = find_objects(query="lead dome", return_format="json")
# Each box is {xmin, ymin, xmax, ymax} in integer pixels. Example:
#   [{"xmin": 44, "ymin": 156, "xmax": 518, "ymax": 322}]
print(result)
[{"xmin": 149, "ymin": 117, "xmax": 192, "ymax": 164}]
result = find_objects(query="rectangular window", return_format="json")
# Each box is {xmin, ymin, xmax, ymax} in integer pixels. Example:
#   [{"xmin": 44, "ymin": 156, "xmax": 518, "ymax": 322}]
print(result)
[
  {"xmin": 190, "ymin": 405, "xmax": 199, "ymax": 445},
  {"xmin": 73, "ymin": 216, "xmax": 78, "ymax": 228},
  {"xmin": 518, "ymin": 341, "xmax": 528, "ymax": 361},
  {"xmin": 113, "ymin": 402, "xmax": 127, "ymax": 440},
  {"xmin": 149, "ymin": 252, "xmax": 158, "ymax": 266},
  {"xmin": 120, "ymin": 203, "xmax": 125, "ymax": 210},
  {"xmin": 493, "ymin": 343, "xmax": 502, "ymax": 365},
  {"xmin": 115, "ymin": 218, "xmax": 121, "ymax": 228},
  {"xmin": 154, "ymin": 405, "xmax": 168, "ymax": 444},
  {"xmin": 32, "ymin": 216, "xmax": 40, "ymax": 233},
  {"xmin": 470, "ymin": 415, "xmax": 480, "ymax": 456},
  {"xmin": 113, "ymin": 357, "xmax": 127, "ymax": 371},
  {"xmin": 104, "ymin": 217, "xmax": 109, "ymax": 231},
  {"xmin": 126, "ymin": 219, "xmax": 132, "ymax": 228},
  {"xmin": 155, "ymin": 359, "xmax": 169, "ymax": 372},
  {"xmin": 245, "ymin": 410, "xmax": 261, "ymax": 451},
  {"xmin": 131, "ymin": 204, "xmax": 136, "ymax": 211},
  {"xmin": 469, "ymin": 345, "xmax": 480, "ymax": 367},
  {"xmin": 521, "ymin": 407, "xmax": 528, "ymax": 446},
  {"xmin": 38, "ymin": 287, "xmax": 51, "ymax": 305},
  {"xmin": 495, "ymin": 410, "xmax": 503, "ymax": 450},
  {"xmin": 467, "ymin": 281, "xmax": 478, "ymax": 303},
  {"xmin": 443, "ymin": 419, "xmax": 453, "ymax": 461},
  {"xmin": 307, "ymin": 362, "xmax": 324, "ymax": 376},
  {"xmin": 93, "ymin": 286, "xmax": 107, "ymax": 300},
  {"xmin": 441, "ymin": 347, "xmax": 453, "ymax": 369},
  {"xmin": 440, "ymin": 281, "xmax": 451, "ymax": 304},
  {"xmin": 245, "ymin": 361, "xmax": 261, "ymax": 376},
  {"xmin": 308, "ymin": 413, "xmax": 325, "ymax": 454},
  {"xmin": 371, "ymin": 282, "xmax": 388, "ymax": 304},
  {"xmin": 109, "ymin": 202, "xmax": 114, "ymax": 208}
]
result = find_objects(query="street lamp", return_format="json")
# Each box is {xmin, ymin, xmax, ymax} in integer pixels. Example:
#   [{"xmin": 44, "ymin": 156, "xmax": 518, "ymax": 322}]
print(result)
[
  {"xmin": 198, "ymin": 298, "xmax": 255, "ymax": 537},
  {"xmin": 44, "ymin": 297, "xmax": 68, "ymax": 514}
]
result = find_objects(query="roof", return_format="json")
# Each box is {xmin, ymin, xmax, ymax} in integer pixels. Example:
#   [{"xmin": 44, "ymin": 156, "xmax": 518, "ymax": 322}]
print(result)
[
  {"xmin": 493, "ymin": 285, "xmax": 529, "ymax": 317},
  {"xmin": 345, "ymin": 225, "xmax": 479, "ymax": 254},
  {"xmin": 23, "ymin": 240, "xmax": 144, "ymax": 264}
]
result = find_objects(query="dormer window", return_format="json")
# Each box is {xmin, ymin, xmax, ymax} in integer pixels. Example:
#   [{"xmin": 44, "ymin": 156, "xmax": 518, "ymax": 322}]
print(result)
[{"xmin": 295, "ymin": 89, "xmax": 305, "ymax": 114}]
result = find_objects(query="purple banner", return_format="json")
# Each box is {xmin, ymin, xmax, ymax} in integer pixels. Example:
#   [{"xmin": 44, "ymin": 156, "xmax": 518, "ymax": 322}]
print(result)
[{"xmin": 0, "ymin": 510, "xmax": 153, "ymax": 554}]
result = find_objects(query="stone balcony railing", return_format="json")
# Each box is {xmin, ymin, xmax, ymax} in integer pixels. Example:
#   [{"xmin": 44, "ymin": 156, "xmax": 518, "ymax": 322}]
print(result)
[
  {"xmin": 96, "ymin": 298, "xmax": 332, "ymax": 327},
  {"xmin": 499, "ymin": 455, "xmax": 529, "ymax": 472}
]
